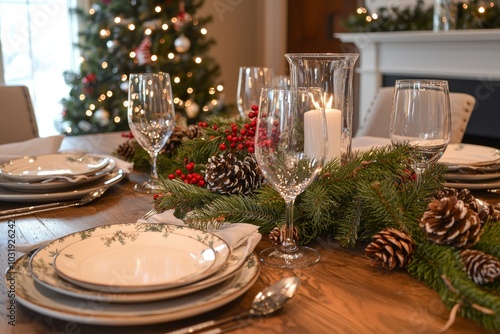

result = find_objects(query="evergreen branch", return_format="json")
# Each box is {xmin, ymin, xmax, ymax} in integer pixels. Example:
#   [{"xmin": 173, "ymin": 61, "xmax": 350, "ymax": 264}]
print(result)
[
  {"xmin": 156, "ymin": 178, "xmax": 219, "ymax": 218},
  {"xmin": 184, "ymin": 193, "xmax": 282, "ymax": 232},
  {"xmin": 176, "ymin": 136, "xmax": 225, "ymax": 163}
]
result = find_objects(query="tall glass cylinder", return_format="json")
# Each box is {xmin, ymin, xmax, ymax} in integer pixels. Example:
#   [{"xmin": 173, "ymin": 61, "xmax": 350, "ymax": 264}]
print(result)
[
  {"xmin": 285, "ymin": 53, "xmax": 359, "ymax": 165},
  {"xmin": 433, "ymin": 0, "xmax": 451, "ymax": 32}
]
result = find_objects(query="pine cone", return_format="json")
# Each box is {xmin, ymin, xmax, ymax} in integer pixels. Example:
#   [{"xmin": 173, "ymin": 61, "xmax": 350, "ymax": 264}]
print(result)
[
  {"xmin": 434, "ymin": 187, "xmax": 459, "ymax": 200},
  {"xmin": 162, "ymin": 125, "xmax": 201, "ymax": 156},
  {"xmin": 474, "ymin": 198, "xmax": 500, "ymax": 223},
  {"xmin": 461, "ymin": 249, "xmax": 500, "ymax": 285},
  {"xmin": 205, "ymin": 153, "xmax": 264, "ymax": 195},
  {"xmin": 365, "ymin": 228, "xmax": 415, "ymax": 270},
  {"xmin": 420, "ymin": 196, "xmax": 482, "ymax": 249},
  {"xmin": 115, "ymin": 140, "xmax": 135, "ymax": 162},
  {"xmin": 269, "ymin": 226, "xmax": 299, "ymax": 245},
  {"xmin": 435, "ymin": 188, "xmax": 500, "ymax": 223}
]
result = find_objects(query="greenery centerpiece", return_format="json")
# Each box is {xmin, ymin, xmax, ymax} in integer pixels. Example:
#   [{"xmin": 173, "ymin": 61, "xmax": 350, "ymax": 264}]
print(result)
[{"xmin": 115, "ymin": 110, "xmax": 500, "ymax": 331}]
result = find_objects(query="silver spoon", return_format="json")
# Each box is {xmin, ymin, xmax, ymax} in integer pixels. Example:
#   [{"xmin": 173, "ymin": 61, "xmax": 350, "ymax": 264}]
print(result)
[
  {"xmin": 0, "ymin": 186, "xmax": 108, "ymax": 220},
  {"xmin": 166, "ymin": 276, "xmax": 301, "ymax": 334}
]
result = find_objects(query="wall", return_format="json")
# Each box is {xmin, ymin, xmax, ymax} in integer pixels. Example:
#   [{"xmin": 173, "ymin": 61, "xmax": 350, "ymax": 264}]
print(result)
[{"xmin": 198, "ymin": 0, "xmax": 287, "ymax": 109}]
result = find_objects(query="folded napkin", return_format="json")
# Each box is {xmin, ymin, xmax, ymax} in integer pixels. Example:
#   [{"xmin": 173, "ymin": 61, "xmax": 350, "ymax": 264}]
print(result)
[
  {"xmin": 352, "ymin": 136, "xmax": 391, "ymax": 152},
  {"xmin": 0, "ymin": 135, "xmax": 65, "ymax": 163},
  {"xmin": 139, "ymin": 209, "xmax": 262, "ymax": 252}
]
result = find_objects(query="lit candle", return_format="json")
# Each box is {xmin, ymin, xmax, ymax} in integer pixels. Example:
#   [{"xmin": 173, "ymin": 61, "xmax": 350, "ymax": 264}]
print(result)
[{"xmin": 304, "ymin": 108, "xmax": 341, "ymax": 162}]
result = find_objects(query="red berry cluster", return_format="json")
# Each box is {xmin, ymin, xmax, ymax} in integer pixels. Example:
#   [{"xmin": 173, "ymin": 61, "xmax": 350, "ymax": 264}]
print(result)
[
  {"xmin": 218, "ymin": 105, "xmax": 258, "ymax": 153},
  {"xmin": 257, "ymin": 117, "xmax": 280, "ymax": 149},
  {"xmin": 167, "ymin": 161, "xmax": 206, "ymax": 187},
  {"xmin": 121, "ymin": 131, "xmax": 134, "ymax": 139}
]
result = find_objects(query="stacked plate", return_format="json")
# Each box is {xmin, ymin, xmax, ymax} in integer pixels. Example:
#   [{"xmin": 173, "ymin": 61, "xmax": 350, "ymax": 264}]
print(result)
[
  {"xmin": 440, "ymin": 143, "xmax": 500, "ymax": 190},
  {"xmin": 0, "ymin": 153, "xmax": 125, "ymax": 202},
  {"xmin": 8, "ymin": 223, "xmax": 260, "ymax": 325}
]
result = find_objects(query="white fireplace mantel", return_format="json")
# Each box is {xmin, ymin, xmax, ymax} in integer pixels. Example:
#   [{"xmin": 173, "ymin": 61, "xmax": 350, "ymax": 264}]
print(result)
[{"xmin": 335, "ymin": 29, "xmax": 500, "ymax": 123}]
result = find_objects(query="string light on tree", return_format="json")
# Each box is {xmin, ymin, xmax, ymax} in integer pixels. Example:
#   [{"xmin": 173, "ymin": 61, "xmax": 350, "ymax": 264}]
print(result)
[{"xmin": 59, "ymin": 0, "xmax": 227, "ymax": 135}]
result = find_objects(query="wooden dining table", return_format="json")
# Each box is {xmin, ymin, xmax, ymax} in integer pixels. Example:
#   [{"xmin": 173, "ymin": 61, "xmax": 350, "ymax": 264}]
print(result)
[{"xmin": 0, "ymin": 133, "xmax": 496, "ymax": 334}]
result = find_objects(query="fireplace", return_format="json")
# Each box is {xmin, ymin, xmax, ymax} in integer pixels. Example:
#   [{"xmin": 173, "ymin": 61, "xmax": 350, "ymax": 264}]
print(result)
[{"xmin": 336, "ymin": 29, "xmax": 500, "ymax": 148}]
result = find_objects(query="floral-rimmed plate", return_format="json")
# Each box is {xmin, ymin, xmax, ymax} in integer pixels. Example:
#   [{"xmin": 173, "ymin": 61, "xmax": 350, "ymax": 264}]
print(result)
[
  {"xmin": 53, "ymin": 230, "xmax": 218, "ymax": 292},
  {"xmin": 444, "ymin": 178, "xmax": 500, "ymax": 190},
  {"xmin": 0, "ymin": 168, "xmax": 125, "ymax": 203},
  {"xmin": 445, "ymin": 171, "xmax": 500, "ymax": 182},
  {"xmin": 9, "ymin": 252, "xmax": 259, "ymax": 325},
  {"xmin": 31, "ymin": 223, "xmax": 231, "ymax": 293},
  {"xmin": 0, "ymin": 153, "xmax": 110, "ymax": 182},
  {"xmin": 0, "ymin": 157, "xmax": 116, "ymax": 192},
  {"xmin": 440, "ymin": 143, "xmax": 500, "ymax": 167},
  {"xmin": 31, "ymin": 237, "xmax": 250, "ymax": 303}
]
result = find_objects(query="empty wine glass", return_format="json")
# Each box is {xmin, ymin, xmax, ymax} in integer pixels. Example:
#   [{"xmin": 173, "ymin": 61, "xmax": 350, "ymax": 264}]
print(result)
[
  {"xmin": 128, "ymin": 73, "xmax": 175, "ymax": 193},
  {"xmin": 255, "ymin": 87, "xmax": 327, "ymax": 268},
  {"xmin": 389, "ymin": 79, "xmax": 451, "ymax": 181},
  {"xmin": 236, "ymin": 66, "xmax": 273, "ymax": 119}
]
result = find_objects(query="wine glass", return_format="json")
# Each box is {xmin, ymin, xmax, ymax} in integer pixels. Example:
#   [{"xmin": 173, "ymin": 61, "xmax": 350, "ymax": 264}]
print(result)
[
  {"xmin": 128, "ymin": 72, "xmax": 175, "ymax": 193},
  {"xmin": 389, "ymin": 79, "xmax": 451, "ymax": 181},
  {"xmin": 255, "ymin": 87, "xmax": 327, "ymax": 268},
  {"xmin": 236, "ymin": 66, "xmax": 273, "ymax": 118}
]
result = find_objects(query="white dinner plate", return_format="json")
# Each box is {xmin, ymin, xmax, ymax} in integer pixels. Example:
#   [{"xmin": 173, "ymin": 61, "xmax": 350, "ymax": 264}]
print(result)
[
  {"xmin": 0, "ymin": 168, "xmax": 125, "ymax": 203},
  {"xmin": 53, "ymin": 230, "xmax": 219, "ymax": 292},
  {"xmin": 0, "ymin": 157, "xmax": 116, "ymax": 192},
  {"xmin": 0, "ymin": 153, "xmax": 110, "ymax": 182},
  {"xmin": 446, "ymin": 171, "xmax": 500, "ymax": 182},
  {"xmin": 31, "ymin": 223, "xmax": 231, "ymax": 294},
  {"xmin": 444, "ymin": 178, "xmax": 500, "ymax": 190},
  {"xmin": 10, "ymin": 252, "xmax": 259, "ymax": 326},
  {"xmin": 440, "ymin": 143, "xmax": 500, "ymax": 166},
  {"xmin": 31, "ymin": 235, "xmax": 249, "ymax": 303}
]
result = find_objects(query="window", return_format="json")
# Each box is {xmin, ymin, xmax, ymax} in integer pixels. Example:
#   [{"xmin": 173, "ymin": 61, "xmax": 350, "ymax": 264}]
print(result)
[{"xmin": 0, "ymin": 0, "xmax": 80, "ymax": 137}]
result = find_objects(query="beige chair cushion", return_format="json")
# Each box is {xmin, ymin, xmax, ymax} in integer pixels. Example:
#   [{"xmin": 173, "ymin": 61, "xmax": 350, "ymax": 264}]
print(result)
[
  {"xmin": 0, "ymin": 85, "xmax": 39, "ymax": 144},
  {"xmin": 355, "ymin": 86, "xmax": 476, "ymax": 144}
]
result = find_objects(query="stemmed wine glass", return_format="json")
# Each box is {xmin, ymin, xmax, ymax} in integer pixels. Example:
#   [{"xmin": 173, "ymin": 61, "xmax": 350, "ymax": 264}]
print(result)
[
  {"xmin": 255, "ymin": 87, "xmax": 327, "ymax": 268},
  {"xmin": 236, "ymin": 66, "xmax": 273, "ymax": 118},
  {"xmin": 389, "ymin": 79, "xmax": 451, "ymax": 181},
  {"xmin": 128, "ymin": 72, "xmax": 175, "ymax": 193}
]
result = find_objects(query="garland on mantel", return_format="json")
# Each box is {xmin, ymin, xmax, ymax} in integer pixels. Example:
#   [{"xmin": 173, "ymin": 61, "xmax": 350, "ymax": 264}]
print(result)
[
  {"xmin": 344, "ymin": 0, "xmax": 500, "ymax": 33},
  {"xmin": 115, "ymin": 116, "xmax": 500, "ymax": 331}
]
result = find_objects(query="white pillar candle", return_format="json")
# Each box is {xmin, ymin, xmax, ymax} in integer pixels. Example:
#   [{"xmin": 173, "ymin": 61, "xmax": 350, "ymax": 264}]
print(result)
[{"xmin": 304, "ymin": 108, "xmax": 341, "ymax": 162}]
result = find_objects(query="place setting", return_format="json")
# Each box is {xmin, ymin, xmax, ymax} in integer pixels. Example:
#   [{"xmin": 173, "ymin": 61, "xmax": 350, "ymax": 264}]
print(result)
[
  {"xmin": 8, "ymin": 211, "xmax": 262, "ymax": 326},
  {"xmin": 0, "ymin": 152, "xmax": 127, "ymax": 212},
  {"xmin": 439, "ymin": 143, "xmax": 500, "ymax": 190}
]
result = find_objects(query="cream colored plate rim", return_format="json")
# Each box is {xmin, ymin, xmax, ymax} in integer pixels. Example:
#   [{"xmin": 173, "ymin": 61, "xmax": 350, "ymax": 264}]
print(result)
[
  {"xmin": 0, "ymin": 157, "xmax": 116, "ymax": 192},
  {"xmin": 52, "ymin": 231, "xmax": 217, "ymax": 292},
  {"xmin": 0, "ymin": 168, "xmax": 124, "ymax": 203},
  {"xmin": 30, "ymin": 223, "xmax": 231, "ymax": 295},
  {"xmin": 0, "ymin": 153, "xmax": 110, "ymax": 181},
  {"xmin": 440, "ymin": 143, "xmax": 500, "ymax": 166},
  {"xmin": 10, "ymin": 253, "xmax": 259, "ymax": 325}
]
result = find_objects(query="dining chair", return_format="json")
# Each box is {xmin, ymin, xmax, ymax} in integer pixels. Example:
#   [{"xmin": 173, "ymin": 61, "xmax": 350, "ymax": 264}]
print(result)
[
  {"xmin": 0, "ymin": 85, "xmax": 39, "ymax": 144},
  {"xmin": 355, "ymin": 86, "xmax": 476, "ymax": 144}
]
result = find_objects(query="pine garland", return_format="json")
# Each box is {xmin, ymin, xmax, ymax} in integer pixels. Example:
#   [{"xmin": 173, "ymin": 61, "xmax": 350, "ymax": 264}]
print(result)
[
  {"xmin": 151, "ymin": 145, "xmax": 500, "ymax": 331},
  {"xmin": 122, "ymin": 114, "xmax": 500, "ymax": 331}
]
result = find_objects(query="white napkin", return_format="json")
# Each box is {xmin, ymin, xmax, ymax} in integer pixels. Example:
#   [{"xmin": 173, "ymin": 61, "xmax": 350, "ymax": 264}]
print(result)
[
  {"xmin": 140, "ymin": 209, "xmax": 262, "ymax": 252},
  {"xmin": 0, "ymin": 135, "xmax": 65, "ymax": 163},
  {"xmin": 352, "ymin": 136, "xmax": 391, "ymax": 153}
]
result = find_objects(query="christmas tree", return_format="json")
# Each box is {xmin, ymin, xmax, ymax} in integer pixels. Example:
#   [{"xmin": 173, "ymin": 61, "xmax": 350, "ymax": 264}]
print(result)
[{"xmin": 58, "ymin": 0, "xmax": 226, "ymax": 135}]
